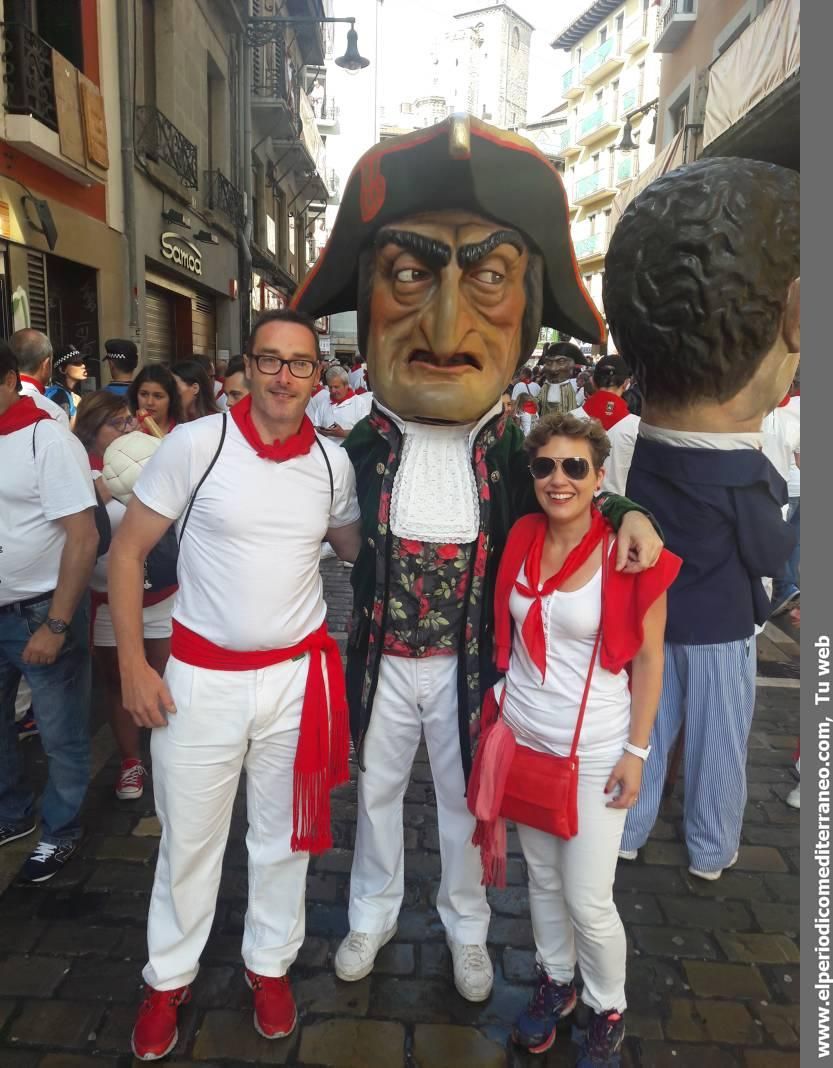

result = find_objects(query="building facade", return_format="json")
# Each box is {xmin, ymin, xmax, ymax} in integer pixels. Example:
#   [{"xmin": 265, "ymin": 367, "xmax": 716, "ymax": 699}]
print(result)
[
  {"xmin": 551, "ymin": 0, "xmax": 661, "ymax": 323},
  {"xmin": 652, "ymin": 0, "xmax": 797, "ymax": 170},
  {"xmin": 0, "ymin": 0, "xmax": 126, "ymax": 384}
]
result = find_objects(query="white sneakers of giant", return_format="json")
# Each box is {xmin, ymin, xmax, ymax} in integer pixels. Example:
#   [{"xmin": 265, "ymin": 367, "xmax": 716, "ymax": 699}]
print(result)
[
  {"xmin": 688, "ymin": 849, "xmax": 739, "ymax": 882},
  {"xmin": 334, "ymin": 926, "xmax": 397, "ymax": 982},
  {"xmin": 446, "ymin": 937, "xmax": 494, "ymax": 1002}
]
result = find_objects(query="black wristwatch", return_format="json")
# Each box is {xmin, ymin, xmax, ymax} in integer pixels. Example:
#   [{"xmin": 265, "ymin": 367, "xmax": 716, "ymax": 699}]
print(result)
[{"xmin": 45, "ymin": 617, "xmax": 70, "ymax": 635}]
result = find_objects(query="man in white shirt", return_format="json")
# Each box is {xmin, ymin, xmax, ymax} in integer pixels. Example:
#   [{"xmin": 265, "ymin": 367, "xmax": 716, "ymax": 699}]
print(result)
[
  {"xmin": 511, "ymin": 367, "xmax": 540, "ymax": 400},
  {"xmin": 10, "ymin": 328, "xmax": 70, "ymax": 426},
  {"xmin": 348, "ymin": 358, "xmax": 367, "ymax": 391},
  {"xmin": 319, "ymin": 365, "xmax": 373, "ymax": 440},
  {"xmin": 109, "ymin": 309, "xmax": 362, "ymax": 1060},
  {"xmin": 0, "ymin": 342, "xmax": 97, "ymax": 883}
]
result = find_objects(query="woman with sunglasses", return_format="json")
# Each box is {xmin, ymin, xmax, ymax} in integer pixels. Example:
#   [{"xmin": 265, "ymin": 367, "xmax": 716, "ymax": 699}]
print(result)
[
  {"xmin": 128, "ymin": 365, "xmax": 183, "ymax": 437},
  {"xmin": 75, "ymin": 392, "xmax": 176, "ymax": 802},
  {"xmin": 468, "ymin": 413, "xmax": 679, "ymax": 1066}
]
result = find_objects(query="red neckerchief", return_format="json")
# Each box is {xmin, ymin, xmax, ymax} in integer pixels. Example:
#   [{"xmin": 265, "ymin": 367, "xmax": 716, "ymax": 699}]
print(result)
[
  {"xmin": 88, "ymin": 452, "xmax": 104, "ymax": 471},
  {"xmin": 230, "ymin": 393, "xmax": 316, "ymax": 462},
  {"xmin": 512, "ymin": 509, "xmax": 608, "ymax": 681},
  {"xmin": 312, "ymin": 383, "xmax": 325, "ymax": 396},
  {"xmin": 493, "ymin": 512, "xmax": 682, "ymax": 680},
  {"xmin": 777, "ymin": 393, "xmax": 791, "ymax": 408},
  {"xmin": 521, "ymin": 399, "xmax": 538, "ymax": 414},
  {"xmin": 583, "ymin": 390, "xmax": 630, "ymax": 430},
  {"xmin": 0, "ymin": 395, "xmax": 52, "ymax": 435},
  {"xmin": 333, "ymin": 389, "xmax": 356, "ymax": 405},
  {"xmin": 19, "ymin": 374, "xmax": 45, "ymax": 395}
]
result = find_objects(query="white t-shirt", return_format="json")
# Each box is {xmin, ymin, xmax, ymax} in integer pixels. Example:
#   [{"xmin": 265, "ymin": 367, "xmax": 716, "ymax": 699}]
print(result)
[
  {"xmin": 569, "ymin": 407, "xmax": 641, "ymax": 497},
  {"xmin": 133, "ymin": 413, "xmax": 360, "ymax": 649},
  {"xmin": 0, "ymin": 419, "xmax": 95, "ymax": 605},
  {"xmin": 331, "ymin": 391, "xmax": 373, "ymax": 431},
  {"xmin": 512, "ymin": 380, "xmax": 541, "ymax": 400},
  {"xmin": 90, "ymin": 485, "xmax": 126, "ymax": 593},
  {"xmin": 348, "ymin": 367, "xmax": 366, "ymax": 391},
  {"xmin": 502, "ymin": 552, "xmax": 630, "ymax": 764},
  {"xmin": 20, "ymin": 381, "xmax": 70, "ymax": 426},
  {"xmin": 307, "ymin": 389, "xmax": 334, "ymax": 428}
]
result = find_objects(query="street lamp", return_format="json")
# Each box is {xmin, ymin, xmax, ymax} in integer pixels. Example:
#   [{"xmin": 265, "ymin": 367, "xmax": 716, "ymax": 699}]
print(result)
[
  {"xmin": 246, "ymin": 16, "xmax": 370, "ymax": 71},
  {"xmin": 617, "ymin": 99, "xmax": 659, "ymax": 151}
]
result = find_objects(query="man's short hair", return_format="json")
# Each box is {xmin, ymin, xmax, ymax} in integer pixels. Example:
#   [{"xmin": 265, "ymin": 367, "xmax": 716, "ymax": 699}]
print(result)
[
  {"xmin": 225, "ymin": 355, "xmax": 246, "ymax": 378},
  {"xmin": 10, "ymin": 329, "xmax": 52, "ymax": 374},
  {"xmin": 326, "ymin": 365, "xmax": 350, "ymax": 386},
  {"xmin": 603, "ymin": 157, "xmax": 800, "ymax": 407},
  {"xmin": 0, "ymin": 339, "xmax": 20, "ymax": 389},
  {"xmin": 247, "ymin": 308, "xmax": 321, "ymax": 362}
]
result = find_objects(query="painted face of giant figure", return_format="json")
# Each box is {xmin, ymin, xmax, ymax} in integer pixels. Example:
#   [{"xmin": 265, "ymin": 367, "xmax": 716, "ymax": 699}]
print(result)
[
  {"xmin": 365, "ymin": 212, "xmax": 529, "ymax": 423},
  {"xmin": 292, "ymin": 116, "xmax": 605, "ymax": 408}
]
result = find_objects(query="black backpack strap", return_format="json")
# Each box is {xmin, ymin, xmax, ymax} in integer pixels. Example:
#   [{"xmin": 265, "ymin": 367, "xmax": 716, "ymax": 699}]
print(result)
[
  {"xmin": 179, "ymin": 414, "xmax": 227, "ymax": 546},
  {"xmin": 315, "ymin": 434, "xmax": 335, "ymax": 510}
]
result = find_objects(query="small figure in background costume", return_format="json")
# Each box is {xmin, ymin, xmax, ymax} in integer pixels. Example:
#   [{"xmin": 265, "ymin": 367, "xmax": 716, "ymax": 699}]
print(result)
[
  {"xmin": 294, "ymin": 115, "xmax": 661, "ymax": 1000},
  {"xmin": 604, "ymin": 157, "xmax": 799, "ymax": 880}
]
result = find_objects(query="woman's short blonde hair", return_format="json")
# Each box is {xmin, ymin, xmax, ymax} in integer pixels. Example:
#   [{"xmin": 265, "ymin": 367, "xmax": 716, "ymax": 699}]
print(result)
[{"xmin": 524, "ymin": 412, "xmax": 610, "ymax": 470}]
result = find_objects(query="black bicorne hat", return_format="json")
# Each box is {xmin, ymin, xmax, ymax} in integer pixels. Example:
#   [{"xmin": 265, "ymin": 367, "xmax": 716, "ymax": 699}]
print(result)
[{"xmin": 292, "ymin": 115, "xmax": 605, "ymax": 345}]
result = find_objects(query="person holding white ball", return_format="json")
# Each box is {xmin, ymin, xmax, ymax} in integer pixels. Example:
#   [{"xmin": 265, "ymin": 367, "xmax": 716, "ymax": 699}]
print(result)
[{"xmin": 74, "ymin": 393, "xmax": 177, "ymax": 801}]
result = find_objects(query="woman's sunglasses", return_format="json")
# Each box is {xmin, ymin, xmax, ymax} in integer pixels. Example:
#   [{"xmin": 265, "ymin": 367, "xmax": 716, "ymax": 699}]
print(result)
[{"xmin": 529, "ymin": 456, "xmax": 591, "ymax": 481}]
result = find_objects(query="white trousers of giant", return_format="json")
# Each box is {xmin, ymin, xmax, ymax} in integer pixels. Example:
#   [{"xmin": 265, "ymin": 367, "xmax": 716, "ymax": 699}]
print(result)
[
  {"xmin": 143, "ymin": 655, "xmax": 311, "ymax": 990},
  {"xmin": 516, "ymin": 762, "xmax": 628, "ymax": 1014},
  {"xmin": 349, "ymin": 654, "xmax": 490, "ymax": 942}
]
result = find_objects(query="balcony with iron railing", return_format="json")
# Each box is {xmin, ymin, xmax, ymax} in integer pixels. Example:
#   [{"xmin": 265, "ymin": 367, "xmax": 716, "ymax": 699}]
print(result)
[
  {"xmin": 624, "ymin": 8, "xmax": 655, "ymax": 53},
  {"xmin": 251, "ymin": 29, "xmax": 301, "ymax": 139},
  {"xmin": 205, "ymin": 169, "xmax": 245, "ymax": 228},
  {"xmin": 561, "ymin": 64, "xmax": 583, "ymax": 100},
  {"xmin": 573, "ymin": 227, "xmax": 609, "ymax": 262},
  {"xmin": 580, "ymin": 34, "xmax": 624, "ymax": 86},
  {"xmin": 654, "ymin": 0, "xmax": 696, "ymax": 53},
  {"xmin": 573, "ymin": 164, "xmax": 617, "ymax": 206},
  {"xmin": 312, "ymin": 97, "xmax": 339, "ymax": 125},
  {"xmin": 616, "ymin": 153, "xmax": 639, "ymax": 185},
  {"xmin": 576, "ymin": 101, "xmax": 621, "ymax": 146},
  {"xmin": 136, "ymin": 105, "xmax": 198, "ymax": 189},
  {"xmin": 2, "ymin": 21, "xmax": 108, "ymax": 185},
  {"xmin": 2, "ymin": 22, "xmax": 57, "ymax": 130},
  {"xmin": 619, "ymin": 83, "xmax": 643, "ymax": 117}
]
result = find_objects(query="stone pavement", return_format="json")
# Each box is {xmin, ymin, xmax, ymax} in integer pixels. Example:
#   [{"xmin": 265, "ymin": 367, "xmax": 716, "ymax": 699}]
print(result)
[{"xmin": 0, "ymin": 559, "xmax": 799, "ymax": 1067}]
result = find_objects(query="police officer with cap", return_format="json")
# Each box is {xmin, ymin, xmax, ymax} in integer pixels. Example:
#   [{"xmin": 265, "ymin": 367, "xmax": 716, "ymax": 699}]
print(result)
[{"xmin": 104, "ymin": 339, "xmax": 138, "ymax": 398}]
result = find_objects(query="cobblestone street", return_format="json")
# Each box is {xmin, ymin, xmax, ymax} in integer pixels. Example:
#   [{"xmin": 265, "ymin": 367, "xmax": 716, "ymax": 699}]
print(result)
[{"xmin": 0, "ymin": 559, "xmax": 800, "ymax": 1067}]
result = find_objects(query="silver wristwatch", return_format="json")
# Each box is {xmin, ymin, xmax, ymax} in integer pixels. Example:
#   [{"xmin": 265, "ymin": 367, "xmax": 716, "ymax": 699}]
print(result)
[{"xmin": 45, "ymin": 617, "xmax": 70, "ymax": 635}]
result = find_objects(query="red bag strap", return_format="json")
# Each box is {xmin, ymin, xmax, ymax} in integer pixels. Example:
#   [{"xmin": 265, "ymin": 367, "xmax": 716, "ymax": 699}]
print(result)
[{"xmin": 569, "ymin": 531, "xmax": 607, "ymax": 761}]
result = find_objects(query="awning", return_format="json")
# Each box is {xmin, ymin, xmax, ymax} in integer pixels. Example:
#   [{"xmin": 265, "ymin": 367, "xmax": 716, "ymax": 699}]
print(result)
[
  {"xmin": 609, "ymin": 129, "xmax": 684, "ymax": 226},
  {"xmin": 703, "ymin": 0, "xmax": 800, "ymax": 148}
]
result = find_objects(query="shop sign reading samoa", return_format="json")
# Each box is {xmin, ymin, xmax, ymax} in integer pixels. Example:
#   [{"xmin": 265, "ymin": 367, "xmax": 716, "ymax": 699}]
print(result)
[{"xmin": 160, "ymin": 231, "xmax": 202, "ymax": 276}]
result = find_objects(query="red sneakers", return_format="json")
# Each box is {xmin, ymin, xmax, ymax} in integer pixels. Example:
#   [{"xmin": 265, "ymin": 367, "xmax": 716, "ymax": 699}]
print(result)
[
  {"xmin": 131, "ymin": 984, "xmax": 190, "ymax": 1061},
  {"xmin": 244, "ymin": 968, "xmax": 297, "ymax": 1039}
]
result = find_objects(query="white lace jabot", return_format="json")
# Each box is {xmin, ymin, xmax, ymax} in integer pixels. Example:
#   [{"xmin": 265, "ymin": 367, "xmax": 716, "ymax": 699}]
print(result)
[{"xmin": 390, "ymin": 420, "xmax": 480, "ymax": 543}]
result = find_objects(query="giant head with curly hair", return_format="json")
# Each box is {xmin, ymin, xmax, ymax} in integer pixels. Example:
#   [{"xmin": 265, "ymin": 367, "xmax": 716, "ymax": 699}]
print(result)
[{"xmin": 603, "ymin": 157, "xmax": 799, "ymax": 428}]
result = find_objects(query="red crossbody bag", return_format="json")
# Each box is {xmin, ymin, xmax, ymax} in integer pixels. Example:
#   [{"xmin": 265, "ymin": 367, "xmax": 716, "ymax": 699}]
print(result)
[{"xmin": 498, "ymin": 537, "xmax": 606, "ymax": 839}]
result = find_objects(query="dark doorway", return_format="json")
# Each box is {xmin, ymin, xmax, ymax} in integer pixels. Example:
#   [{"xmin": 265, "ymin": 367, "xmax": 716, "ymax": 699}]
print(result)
[{"xmin": 47, "ymin": 255, "xmax": 100, "ymax": 383}]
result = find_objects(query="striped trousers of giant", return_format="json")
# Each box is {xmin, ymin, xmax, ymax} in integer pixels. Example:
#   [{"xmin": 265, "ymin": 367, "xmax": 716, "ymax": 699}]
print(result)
[{"xmin": 621, "ymin": 638, "xmax": 756, "ymax": 873}]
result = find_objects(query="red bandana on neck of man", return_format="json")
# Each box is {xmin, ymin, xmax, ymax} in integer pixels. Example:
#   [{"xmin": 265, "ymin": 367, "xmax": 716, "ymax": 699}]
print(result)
[
  {"xmin": 0, "ymin": 395, "xmax": 52, "ymax": 435},
  {"xmin": 333, "ymin": 388, "xmax": 356, "ymax": 405},
  {"xmin": 582, "ymin": 390, "xmax": 630, "ymax": 430},
  {"xmin": 230, "ymin": 392, "xmax": 317, "ymax": 462},
  {"xmin": 19, "ymin": 374, "xmax": 45, "ymax": 395}
]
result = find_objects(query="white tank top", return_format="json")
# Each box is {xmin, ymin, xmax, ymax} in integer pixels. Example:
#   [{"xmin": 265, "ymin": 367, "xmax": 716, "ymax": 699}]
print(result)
[{"xmin": 502, "ymin": 553, "xmax": 631, "ymax": 764}]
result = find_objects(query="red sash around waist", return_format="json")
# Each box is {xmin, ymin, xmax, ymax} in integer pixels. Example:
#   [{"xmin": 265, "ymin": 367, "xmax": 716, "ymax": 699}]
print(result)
[{"xmin": 170, "ymin": 618, "xmax": 349, "ymax": 854}]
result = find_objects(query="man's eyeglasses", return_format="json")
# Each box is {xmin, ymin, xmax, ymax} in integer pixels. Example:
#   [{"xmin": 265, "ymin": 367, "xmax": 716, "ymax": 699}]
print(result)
[
  {"xmin": 529, "ymin": 456, "xmax": 591, "ymax": 481},
  {"xmin": 104, "ymin": 415, "xmax": 137, "ymax": 433},
  {"xmin": 250, "ymin": 354, "xmax": 318, "ymax": 379}
]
